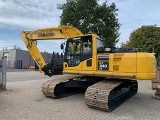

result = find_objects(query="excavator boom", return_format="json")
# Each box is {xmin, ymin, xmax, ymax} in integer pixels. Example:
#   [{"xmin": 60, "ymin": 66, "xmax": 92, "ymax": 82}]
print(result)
[
  {"xmin": 22, "ymin": 25, "xmax": 83, "ymax": 40},
  {"xmin": 21, "ymin": 25, "xmax": 84, "ymax": 72}
]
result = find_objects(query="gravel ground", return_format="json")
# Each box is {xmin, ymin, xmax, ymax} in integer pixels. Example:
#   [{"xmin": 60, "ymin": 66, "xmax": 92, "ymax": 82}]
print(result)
[{"xmin": 0, "ymin": 70, "xmax": 160, "ymax": 120}]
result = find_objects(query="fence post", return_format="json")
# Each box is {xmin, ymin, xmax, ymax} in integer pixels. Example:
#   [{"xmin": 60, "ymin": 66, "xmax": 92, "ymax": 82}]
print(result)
[
  {"xmin": 0, "ymin": 56, "xmax": 7, "ymax": 90},
  {"xmin": 0, "ymin": 59, "xmax": 2, "ymax": 90}
]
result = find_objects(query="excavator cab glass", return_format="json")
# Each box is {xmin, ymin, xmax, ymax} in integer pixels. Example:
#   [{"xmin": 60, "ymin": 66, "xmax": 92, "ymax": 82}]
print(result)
[
  {"xmin": 97, "ymin": 38, "xmax": 104, "ymax": 53},
  {"xmin": 64, "ymin": 35, "xmax": 92, "ymax": 67},
  {"xmin": 65, "ymin": 38, "xmax": 81, "ymax": 67}
]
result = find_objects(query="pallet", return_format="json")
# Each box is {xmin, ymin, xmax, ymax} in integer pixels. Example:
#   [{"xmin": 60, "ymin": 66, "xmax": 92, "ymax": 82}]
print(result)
[{"xmin": 152, "ymin": 80, "xmax": 160, "ymax": 89}]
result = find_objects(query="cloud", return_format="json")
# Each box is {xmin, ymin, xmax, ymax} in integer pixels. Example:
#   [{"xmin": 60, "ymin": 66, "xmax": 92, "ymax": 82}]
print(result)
[
  {"xmin": 0, "ymin": 0, "xmax": 65, "ymax": 29},
  {"xmin": 106, "ymin": 0, "xmax": 160, "ymax": 44},
  {"xmin": 0, "ymin": 0, "xmax": 160, "ymax": 52},
  {"xmin": 36, "ymin": 40, "xmax": 65, "ymax": 53},
  {"xmin": 0, "ymin": 0, "xmax": 66, "ymax": 52},
  {"xmin": 0, "ymin": 40, "xmax": 9, "ymax": 50},
  {"xmin": 0, "ymin": 39, "xmax": 25, "ymax": 50}
]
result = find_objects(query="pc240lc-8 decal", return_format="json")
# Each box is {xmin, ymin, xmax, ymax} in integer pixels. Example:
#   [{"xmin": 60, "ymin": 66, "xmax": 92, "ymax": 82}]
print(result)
[{"xmin": 98, "ymin": 61, "xmax": 109, "ymax": 70}]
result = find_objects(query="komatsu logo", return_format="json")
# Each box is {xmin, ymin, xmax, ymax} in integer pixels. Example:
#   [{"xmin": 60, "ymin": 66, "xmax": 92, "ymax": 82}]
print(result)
[{"xmin": 38, "ymin": 33, "xmax": 55, "ymax": 37}]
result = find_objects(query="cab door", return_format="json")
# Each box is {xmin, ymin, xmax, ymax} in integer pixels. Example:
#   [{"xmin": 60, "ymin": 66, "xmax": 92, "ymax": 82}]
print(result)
[{"xmin": 81, "ymin": 35, "xmax": 97, "ymax": 71}]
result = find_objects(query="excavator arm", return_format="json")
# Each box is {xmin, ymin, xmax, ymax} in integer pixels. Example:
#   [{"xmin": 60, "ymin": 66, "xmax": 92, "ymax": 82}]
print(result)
[{"xmin": 20, "ymin": 25, "xmax": 83, "ymax": 73}]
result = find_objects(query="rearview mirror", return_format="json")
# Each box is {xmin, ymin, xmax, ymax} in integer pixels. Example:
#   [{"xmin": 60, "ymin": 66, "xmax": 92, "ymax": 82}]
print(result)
[{"xmin": 60, "ymin": 43, "xmax": 64, "ymax": 50}]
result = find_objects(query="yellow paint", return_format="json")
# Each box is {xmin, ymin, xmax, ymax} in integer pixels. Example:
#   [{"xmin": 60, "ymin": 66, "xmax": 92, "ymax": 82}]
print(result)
[
  {"xmin": 21, "ymin": 25, "xmax": 84, "ymax": 71},
  {"xmin": 21, "ymin": 25, "xmax": 156, "ymax": 80}
]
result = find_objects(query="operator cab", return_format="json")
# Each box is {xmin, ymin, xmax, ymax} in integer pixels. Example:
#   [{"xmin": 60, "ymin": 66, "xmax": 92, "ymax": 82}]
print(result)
[{"xmin": 63, "ymin": 35, "xmax": 93, "ymax": 67}]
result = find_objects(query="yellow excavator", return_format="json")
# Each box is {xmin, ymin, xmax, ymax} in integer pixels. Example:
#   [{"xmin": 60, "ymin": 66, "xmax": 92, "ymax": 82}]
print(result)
[{"xmin": 21, "ymin": 25, "xmax": 156, "ymax": 111}]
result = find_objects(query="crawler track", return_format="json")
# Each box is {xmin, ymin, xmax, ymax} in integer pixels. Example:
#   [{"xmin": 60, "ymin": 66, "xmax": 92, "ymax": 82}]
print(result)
[
  {"xmin": 42, "ymin": 74, "xmax": 83, "ymax": 98},
  {"xmin": 85, "ymin": 80, "xmax": 138, "ymax": 111},
  {"xmin": 42, "ymin": 75, "xmax": 138, "ymax": 112}
]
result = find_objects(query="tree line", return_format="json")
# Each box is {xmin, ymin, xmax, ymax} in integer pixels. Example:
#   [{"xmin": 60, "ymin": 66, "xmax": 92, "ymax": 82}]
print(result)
[
  {"xmin": 57, "ymin": 0, "xmax": 120, "ymax": 47},
  {"xmin": 58, "ymin": 0, "xmax": 160, "ymax": 64}
]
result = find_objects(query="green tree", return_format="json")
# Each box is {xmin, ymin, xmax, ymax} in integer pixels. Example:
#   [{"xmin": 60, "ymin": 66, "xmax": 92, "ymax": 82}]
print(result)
[
  {"xmin": 125, "ymin": 25, "xmax": 160, "ymax": 59},
  {"xmin": 57, "ymin": 0, "xmax": 120, "ymax": 47},
  {"xmin": 120, "ymin": 41, "xmax": 130, "ymax": 48}
]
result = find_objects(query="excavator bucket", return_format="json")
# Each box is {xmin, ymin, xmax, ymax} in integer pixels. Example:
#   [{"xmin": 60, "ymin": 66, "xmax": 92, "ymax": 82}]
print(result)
[{"xmin": 42, "ymin": 52, "xmax": 63, "ymax": 77}]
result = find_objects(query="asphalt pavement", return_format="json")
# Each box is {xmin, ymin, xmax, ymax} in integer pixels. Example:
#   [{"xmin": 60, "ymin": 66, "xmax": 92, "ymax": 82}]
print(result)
[{"xmin": 0, "ymin": 69, "xmax": 160, "ymax": 120}]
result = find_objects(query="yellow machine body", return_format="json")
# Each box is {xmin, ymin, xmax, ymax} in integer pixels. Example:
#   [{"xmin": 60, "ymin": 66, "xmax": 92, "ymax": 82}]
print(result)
[
  {"xmin": 20, "ymin": 25, "xmax": 156, "ymax": 80},
  {"xmin": 63, "ymin": 52, "xmax": 156, "ymax": 80},
  {"xmin": 20, "ymin": 25, "xmax": 157, "ymax": 112}
]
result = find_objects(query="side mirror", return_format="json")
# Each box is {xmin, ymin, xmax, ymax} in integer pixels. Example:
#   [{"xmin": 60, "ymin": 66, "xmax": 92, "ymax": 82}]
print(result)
[{"xmin": 60, "ymin": 43, "xmax": 64, "ymax": 50}]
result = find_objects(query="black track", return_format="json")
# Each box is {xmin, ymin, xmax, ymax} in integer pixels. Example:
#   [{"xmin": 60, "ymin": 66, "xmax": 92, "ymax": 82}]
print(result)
[
  {"xmin": 53, "ymin": 78, "xmax": 101, "ymax": 98},
  {"xmin": 108, "ymin": 80, "xmax": 138, "ymax": 111}
]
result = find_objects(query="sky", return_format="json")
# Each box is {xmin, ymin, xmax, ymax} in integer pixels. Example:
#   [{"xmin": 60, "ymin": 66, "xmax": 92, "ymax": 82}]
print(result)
[{"xmin": 0, "ymin": 0, "xmax": 160, "ymax": 53}]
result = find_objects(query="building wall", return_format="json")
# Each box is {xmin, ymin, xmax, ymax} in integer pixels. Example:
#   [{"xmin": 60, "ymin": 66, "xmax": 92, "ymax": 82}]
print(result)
[
  {"xmin": 0, "ymin": 49, "xmax": 53, "ymax": 69},
  {"xmin": 41, "ymin": 52, "xmax": 52, "ymax": 63},
  {"xmin": 8, "ymin": 50, "xmax": 16, "ymax": 68},
  {"xmin": 0, "ymin": 49, "xmax": 16, "ymax": 68},
  {"xmin": 15, "ymin": 50, "xmax": 35, "ymax": 68}
]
